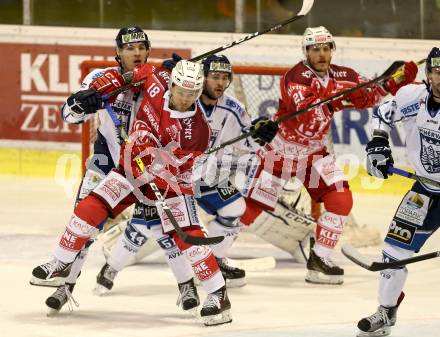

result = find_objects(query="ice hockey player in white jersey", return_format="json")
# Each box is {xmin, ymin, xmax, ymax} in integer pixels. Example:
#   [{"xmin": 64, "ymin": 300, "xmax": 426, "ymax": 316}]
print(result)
[
  {"xmin": 93, "ymin": 54, "xmax": 279, "ymax": 297},
  {"xmin": 356, "ymin": 47, "xmax": 440, "ymax": 337},
  {"xmin": 29, "ymin": 26, "xmax": 159, "ymax": 314}
]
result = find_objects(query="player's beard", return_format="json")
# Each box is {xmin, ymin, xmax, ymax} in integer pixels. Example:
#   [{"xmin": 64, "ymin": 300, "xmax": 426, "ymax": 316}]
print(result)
[{"xmin": 202, "ymin": 87, "xmax": 219, "ymax": 100}]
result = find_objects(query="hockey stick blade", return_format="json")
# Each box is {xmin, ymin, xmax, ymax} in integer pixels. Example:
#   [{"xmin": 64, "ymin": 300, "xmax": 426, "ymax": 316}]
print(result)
[
  {"xmin": 342, "ymin": 244, "xmax": 440, "ymax": 272},
  {"xmin": 150, "ymin": 183, "xmax": 224, "ymax": 246},
  {"xmin": 341, "ymin": 244, "xmax": 378, "ymax": 271},
  {"xmin": 227, "ymin": 256, "xmax": 276, "ymax": 272}
]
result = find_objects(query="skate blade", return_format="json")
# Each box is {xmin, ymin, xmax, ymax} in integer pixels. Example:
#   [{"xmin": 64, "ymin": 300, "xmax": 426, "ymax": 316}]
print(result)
[
  {"xmin": 357, "ymin": 326, "xmax": 391, "ymax": 337},
  {"xmin": 30, "ymin": 276, "xmax": 65, "ymax": 288},
  {"xmin": 46, "ymin": 307, "xmax": 61, "ymax": 317},
  {"xmin": 305, "ymin": 270, "xmax": 343, "ymax": 285},
  {"xmin": 92, "ymin": 284, "xmax": 111, "ymax": 296},
  {"xmin": 202, "ymin": 309, "xmax": 232, "ymax": 326},
  {"xmin": 185, "ymin": 307, "xmax": 200, "ymax": 319},
  {"xmin": 226, "ymin": 278, "xmax": 246, "ymax": 288}
]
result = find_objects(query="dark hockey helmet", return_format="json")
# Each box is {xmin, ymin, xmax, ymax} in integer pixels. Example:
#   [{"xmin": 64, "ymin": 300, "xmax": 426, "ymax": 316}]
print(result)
[
  {"xmin": 202, "ymin": 55, "xmax": 233, "ymax": 82},
  {"xmin": 115, "ymin": 26, "xmax": 150, "ymax": 49},
  {"xmin": 426, "ymin": 47, "xmax": 440, "ymax": 72}
]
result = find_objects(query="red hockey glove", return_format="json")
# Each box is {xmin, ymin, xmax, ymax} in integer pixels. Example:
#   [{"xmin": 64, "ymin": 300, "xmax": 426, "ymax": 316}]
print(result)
[
  {"xmin": 131, "ymin": 63, "xmax": 151, "ymax": 84},
  {"xmin": 383, "ymin": 61, "xmax": 418, "ymax": 95},
  {"xmin": 90, "ymin": 69, "xmax": 125, "ymax": 97},
  {"xmin": 345, "ymin": 87, "xmax": 369, "ymax": 109}
]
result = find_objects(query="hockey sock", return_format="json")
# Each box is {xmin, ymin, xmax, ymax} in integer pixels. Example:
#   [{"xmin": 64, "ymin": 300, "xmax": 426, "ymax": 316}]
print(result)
[
  {"xmin": 207, "ymin": 216, "xmax": 241, "ymax": 258},
  {"xmin": 64, "ymin": 241, "xmax": 92, "ymax": 284},
  {"xmin": 54, "ymin": 195, "xmax": 107, "ymax": 262},
  {"xmin": 54, "ymin": 215, "xmax": 100, "ymax": 263},
  {"xmin": 150, "ymin": 226, "xmax": 193, "ymax": 284},
  {"xmin": 379, "ymin": 242, "xmax": 412, "ymax": 307},
  {"xmin": 314, "ymin": 211, "xmax": 346, "ymax": 258},
  {"xmin": 173, "ymin": 228, "xmax": 225, "ymax": 294},
  {"xmin": 107, "ymin": 222, "xmax": 149, "ymax": 271}
]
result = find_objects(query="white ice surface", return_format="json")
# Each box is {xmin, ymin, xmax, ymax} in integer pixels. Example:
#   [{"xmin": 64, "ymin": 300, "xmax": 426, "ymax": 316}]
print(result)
[{"xmin": 1, "ymin": 176, "xmax": 439, "ymax": 337}]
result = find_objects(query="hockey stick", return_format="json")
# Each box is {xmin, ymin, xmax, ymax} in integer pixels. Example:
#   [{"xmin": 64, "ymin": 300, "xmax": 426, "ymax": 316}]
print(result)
[
  {"xmin": 205, "ymin": 60, "xmax": 406, "ymax": 154},
  {"xmin": 341, "ymin": 244, "xmax": 440, "ymax": 271},
  {"xmin": 191, "ymin": 0, "xmax": 314, "ymax": 62},
  {"xmin": 388, "ymin": 166, "xmax": 440, "ymax": 189},
  {"xmin": 101, "ymin": 0, "xmax": 315, "ymax": 99}
]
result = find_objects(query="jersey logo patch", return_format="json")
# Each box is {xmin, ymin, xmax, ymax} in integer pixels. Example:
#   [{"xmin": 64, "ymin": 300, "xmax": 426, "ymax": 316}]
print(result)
[
  {"xmin": 386, "ymin": 220, "xmax": 416, "ymax": 245},
  {"xmin": 217, "ymin": 184, "xmax": 239, "ymax": 201},
  {"xmin": 419, "ymin": 128, "xmax": 440, "ymax": 173}
]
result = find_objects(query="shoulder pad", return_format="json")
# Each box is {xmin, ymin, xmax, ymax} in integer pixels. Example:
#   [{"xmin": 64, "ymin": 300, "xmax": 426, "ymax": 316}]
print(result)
[
  {"xmin": 224, "ymin": 96, "xmax": 246, "ymax": 115},
  {"xmin": 329, "ymin": 64, "xmax": 359, "ymax": 82}
]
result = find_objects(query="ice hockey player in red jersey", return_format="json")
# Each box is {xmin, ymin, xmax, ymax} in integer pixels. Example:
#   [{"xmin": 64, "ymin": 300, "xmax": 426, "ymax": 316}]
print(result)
[
  {"xmin": 31, "ymin": 59, "xmax": 234, "ymax": 326},
  {"xmin": 240, "ymin": 26, "xmax": 417, "ymax": 285}
]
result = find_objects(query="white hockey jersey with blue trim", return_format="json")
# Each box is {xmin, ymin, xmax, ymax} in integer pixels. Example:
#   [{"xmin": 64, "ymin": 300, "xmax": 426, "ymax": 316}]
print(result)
[
  {"xmin": 62, "ymin": 67, "xmax": 143, "ymax": 166},
  {"xmin": 373, "ymin": 83, "xmax": 440, "ymax": 192}
]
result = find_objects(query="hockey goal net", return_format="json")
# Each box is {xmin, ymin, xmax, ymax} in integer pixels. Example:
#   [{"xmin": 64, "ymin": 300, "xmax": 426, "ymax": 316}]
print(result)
[{"xmin": 80, "ymin": 60, "xmax": 380, "ymax": 249}]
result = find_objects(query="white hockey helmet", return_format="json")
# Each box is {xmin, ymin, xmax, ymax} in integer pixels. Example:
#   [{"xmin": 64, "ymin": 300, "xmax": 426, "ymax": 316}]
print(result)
[
  {"xmin": 302, "ymin": 26, "xmax": 336, "ymax": 57},
  {"xmin": 170, "ymin": 60, "xmax": 204, "ymax": 97}
]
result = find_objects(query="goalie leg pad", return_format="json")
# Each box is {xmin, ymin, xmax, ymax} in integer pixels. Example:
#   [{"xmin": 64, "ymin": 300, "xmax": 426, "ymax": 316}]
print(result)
[
  {"xmin": 248, "ymin": 199, "xmax": 315, "ymax": 256},
  {"xmin": 379, "ymin": 242, "xmax": 412, "ymax": 307}
]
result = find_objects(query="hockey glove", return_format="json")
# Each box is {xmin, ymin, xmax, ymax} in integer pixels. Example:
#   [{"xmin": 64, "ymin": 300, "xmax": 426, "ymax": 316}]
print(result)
[
  {"xmin": 161, "ymin": 53, "xmax": 183, "ymax": 71},
  {"xmin": 345, "ymin": 87, "xmax": 369, "ymax": 109},
  {"xmin": 66, "ymin": 89, "xmax": 103, "ymax": 117},
  {"xmin": 383, "ymin": 61, "xmax": 418, "ymax": 95},
  {"xmin": 366, "ymin": 131, "xmax": 394, "ymax": 179},
  {"xmin": 90, "ymin": 69, "xmax": 125, "ymax": 96},
  {"xmin": 250, "ymin": 117, "xmax": 279, "ymax": 146}
]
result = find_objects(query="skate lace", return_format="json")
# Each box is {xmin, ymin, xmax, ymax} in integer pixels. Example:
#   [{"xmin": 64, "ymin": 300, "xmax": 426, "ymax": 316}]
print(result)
[
  {"xmin": 176, "ymin": 282, "xmax": 197, "ymax": 306},
  {"xmin": 203, "ymin": 293, "xmax": 221, "ymax": 310},
  {"xmin": 41, "ymin": 259, "xmax": 68, "ymax": 278},
  {"xmin": 217, "ymin": 258, "xmax": 236, "ymax": 272},
  {"xmin": 53, "ymin": 285, "xmax": 79, "ymax": 312},
  {"xmin": 369, "ymin": 306, "xmax": 391, "ymax": 326},
  {"xmin": 103, "ymin": 265, "xmax": 117, "ymax": 281},
  {"xmin": 321, "ymin": 256, "xmax": 336, "ymax": 268}
]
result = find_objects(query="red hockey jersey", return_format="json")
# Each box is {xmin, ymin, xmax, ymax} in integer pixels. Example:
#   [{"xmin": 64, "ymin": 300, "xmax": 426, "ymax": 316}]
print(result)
[{"xmin": 270, "ymin": 61, "xmax": 386, "ymax": 159}]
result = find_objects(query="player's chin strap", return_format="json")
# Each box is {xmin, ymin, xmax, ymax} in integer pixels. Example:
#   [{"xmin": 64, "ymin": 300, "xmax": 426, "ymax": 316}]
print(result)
[{"xmin": 205, "ymin": 59, "xmax": 426, "ymax": 155}]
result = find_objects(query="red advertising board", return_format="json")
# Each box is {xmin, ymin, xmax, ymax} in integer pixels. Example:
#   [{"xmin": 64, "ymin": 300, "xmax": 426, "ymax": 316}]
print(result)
[{"xmin": 0, "ymin": 43, "xmax": 190, "ymax": 143}]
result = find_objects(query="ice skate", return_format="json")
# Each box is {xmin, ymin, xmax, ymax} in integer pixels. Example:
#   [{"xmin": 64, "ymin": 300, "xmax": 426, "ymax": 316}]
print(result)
[
  {"xmin": 30, "ymin": 258, "xmax": 72, "ymax": 287},
  {"xmin": 200, "ymin": 285, "xmax": 232, "ymax": 326},
  {"xmin": 216, "ymin": 257, "xmax": 246, "ymax": 288},
  {"xmin": 45, "ymin": 283, "xmax": 78, "ymax": 316},
  {"xmin": 93, "ymin": 263, "xmax": 118, "ymax": 296},
  {"xmin": 357, "ymin": 293, "xmax": 404, "ymax": 337},
  {"xmin": 176, "ymin": 278, "xmax": 200, "ymax": 316},
  {"xmin": 305, "ymin": 238, "xmax": 343, "ymax": 285}
]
